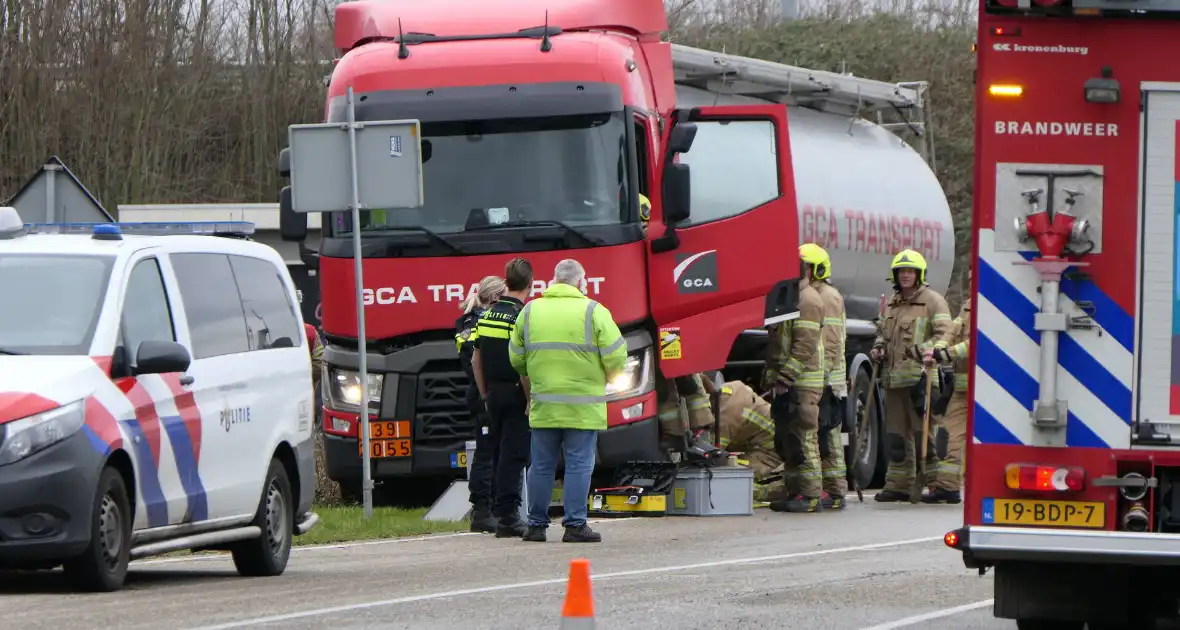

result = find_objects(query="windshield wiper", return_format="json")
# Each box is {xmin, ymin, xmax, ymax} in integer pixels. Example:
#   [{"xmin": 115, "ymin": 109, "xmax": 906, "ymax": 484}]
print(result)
[
  {"xmin": 466, "ymin": 221, "xmax": 601, "ymax": 247},
  {"xmin": 363, "ymin": 226, "xmax": 462, "ymax": 254},
  {"xmin": 0, "ymin": 349, "xmax": 26, "ymax": 355}
]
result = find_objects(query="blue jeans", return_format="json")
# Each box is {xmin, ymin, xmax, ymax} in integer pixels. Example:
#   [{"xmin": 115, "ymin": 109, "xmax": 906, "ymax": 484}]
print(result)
[{"xmin": 526, "ymin": 428, "xmax": 597, "ymax": 528}]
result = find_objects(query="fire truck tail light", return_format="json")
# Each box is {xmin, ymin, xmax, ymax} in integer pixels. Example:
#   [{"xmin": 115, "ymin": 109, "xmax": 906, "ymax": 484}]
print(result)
[{"xmin": 1005, "ymin": 463, "xmax": 1086, "ymax": 491}]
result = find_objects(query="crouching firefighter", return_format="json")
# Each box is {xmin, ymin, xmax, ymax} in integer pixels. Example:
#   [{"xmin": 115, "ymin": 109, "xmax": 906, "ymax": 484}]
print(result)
[
  {"xmin": 716, "ymin": 379, "xmax": 784, "ymax": 501},
  {"xmin": 805, "ymin": 243, "xmax": 850, "ymax": 511},
  {"xmin": 762, "ymin": 246, "xmax": 827, "ymax": 513},
  {"xmin": 656, "ymin": 372, "xmax": 729, "ymax": 461},
  {"xmin": 872, "ymin": 249, "xmax": 954, "ymax": 503},
  {"xmin": 923, "ymin": 276, "xmax": 972, "ymax": 504}
]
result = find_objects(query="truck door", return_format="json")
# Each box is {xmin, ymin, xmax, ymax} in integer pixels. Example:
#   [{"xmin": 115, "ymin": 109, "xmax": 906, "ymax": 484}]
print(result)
[
  {"xmin": 648, "ymin": 105, "xmax": 800, "ymax": 378},
  {"xmin": 1134, "ymin": 85, "xmax": 1180, "ymax": 447}
]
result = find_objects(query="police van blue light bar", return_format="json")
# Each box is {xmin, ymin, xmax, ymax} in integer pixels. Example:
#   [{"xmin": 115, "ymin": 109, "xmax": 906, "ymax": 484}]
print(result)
[{"xmin": 23, "ymin": 221, "xmax": 256, "ymax": 238}]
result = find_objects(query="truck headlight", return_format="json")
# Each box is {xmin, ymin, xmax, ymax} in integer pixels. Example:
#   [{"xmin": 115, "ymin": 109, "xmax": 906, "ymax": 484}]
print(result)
[
  {"xmin": 326, "ymin": 368, "xmax": 383, "ymax": 412},
  {"xmin": 0, "ymin": 399, "xmax": 85, "ymax": 466},
  {"xmin": 605, "ymin": 347, "xmax": 655, "ymax": 401}
]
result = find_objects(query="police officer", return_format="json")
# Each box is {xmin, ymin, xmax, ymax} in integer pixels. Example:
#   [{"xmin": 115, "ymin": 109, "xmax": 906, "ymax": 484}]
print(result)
[
  {"xmin": 871, "ymin": 249, "xmax": 954, "ymax": 503},
  {"xmin": 763, "ymin": 245, "xmax": 827, "ymax": 513},
  {"xmin": 802, "ymin": 243, "xmax": 850, "ymax": 511},
  {"xmin": 456, "ymin": 276, "xmax": 507, "ymax": 533},
  {"xmin": 924, "ymin": 269, "xmax": 972, "ymax": 504},
  {"xmin": 472, "ymin": 258, "xmax": 534, "ymax": 537}
]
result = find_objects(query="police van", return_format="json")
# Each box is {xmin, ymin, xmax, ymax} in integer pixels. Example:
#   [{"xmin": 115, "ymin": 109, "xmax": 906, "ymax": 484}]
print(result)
[{"xmin": 0, "ymin": 207, "xmax": 319, "ymax": 591}]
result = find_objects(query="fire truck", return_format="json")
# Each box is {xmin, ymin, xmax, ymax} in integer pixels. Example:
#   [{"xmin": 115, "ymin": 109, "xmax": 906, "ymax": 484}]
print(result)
[
  {"xmin": 276, "ymin": 0, "xmax": 953, "ymax": 501},
  {"xmin": 945, "ymin": 1, "xmax": 1180, "ymax": 628}
]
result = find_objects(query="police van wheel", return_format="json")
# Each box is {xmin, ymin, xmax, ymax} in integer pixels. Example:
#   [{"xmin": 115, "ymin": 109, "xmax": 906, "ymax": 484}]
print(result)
[
  {"xmin": 232, "ymin": 459, "xmax": 293, "ymax": 577},
  {"xmin": 65, "ymin": 466, "xmax": 132, "ymax": 592}
]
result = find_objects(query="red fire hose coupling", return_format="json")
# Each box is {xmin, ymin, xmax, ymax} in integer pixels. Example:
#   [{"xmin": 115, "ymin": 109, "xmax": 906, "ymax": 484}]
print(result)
[{"xmin": 1013, "ymin": 211, "xmax": 1090, "ymax": 260}]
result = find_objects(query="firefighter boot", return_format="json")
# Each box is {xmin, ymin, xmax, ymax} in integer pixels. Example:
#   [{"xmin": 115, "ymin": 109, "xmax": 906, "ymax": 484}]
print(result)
[
  {"xmin": 769, "ymin": 494, "xmax": 824, "ymax": 513},
  {"xmin": 821, "ymin": 492, "xmax": 846, "ymax": 511},
  {"xmin": 921, "ymin": 487, "xmax": 962, "ymax": 504},
  {"xmin": 470, "ymin": 504, "xmax": 497, "ymax": 534},
  {"xmin": 874, "ymin": 490, "xmax": 911, "ymax": 503}
]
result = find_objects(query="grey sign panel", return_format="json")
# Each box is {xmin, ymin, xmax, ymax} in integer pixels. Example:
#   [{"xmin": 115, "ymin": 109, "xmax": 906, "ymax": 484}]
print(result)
[
  {"xmin": 6, "ymin": 156, "xmax": 114, "ymax": 224},
  {"xmin": 287, "ymin": 120, "xmax": 424, "ymax": 213}
]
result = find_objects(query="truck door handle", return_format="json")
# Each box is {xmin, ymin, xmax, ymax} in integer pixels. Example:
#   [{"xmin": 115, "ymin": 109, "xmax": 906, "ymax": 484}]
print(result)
[{"xmin": 179, "ymin": 375, "xmax": 195, "ymax": 386}]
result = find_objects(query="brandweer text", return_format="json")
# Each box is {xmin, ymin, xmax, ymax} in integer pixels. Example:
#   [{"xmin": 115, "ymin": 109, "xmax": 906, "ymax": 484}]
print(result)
[{"xmin": 995, "ymin": 121, "xmax": 1118, "ymax": 137}]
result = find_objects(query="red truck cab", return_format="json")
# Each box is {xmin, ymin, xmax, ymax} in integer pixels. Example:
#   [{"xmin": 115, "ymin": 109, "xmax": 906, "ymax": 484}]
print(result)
[{"xmin": 277, "ymin": 0, "xmax": 801, "ymax": 499}]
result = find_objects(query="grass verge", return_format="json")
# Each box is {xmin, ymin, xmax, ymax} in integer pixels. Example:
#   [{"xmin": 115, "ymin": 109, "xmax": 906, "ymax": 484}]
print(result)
[{"xmin": 297, "ymin": 506, "xmax": 469, "ymax": 546}]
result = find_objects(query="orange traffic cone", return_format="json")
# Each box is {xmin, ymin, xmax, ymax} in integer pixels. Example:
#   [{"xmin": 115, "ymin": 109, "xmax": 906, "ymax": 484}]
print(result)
[{"xmin": 560, "ymin": 558, "xmax": 595, "ymax": 628}]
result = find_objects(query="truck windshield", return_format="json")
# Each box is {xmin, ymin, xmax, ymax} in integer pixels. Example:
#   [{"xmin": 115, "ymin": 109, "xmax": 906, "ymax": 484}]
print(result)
[
  {"xmin": 333, "ymin": 112, "xmax": 629, "ymax": 236},
  {"xmin": 0, "ymin": 254, "xmax": 113, "ymax": 355}
]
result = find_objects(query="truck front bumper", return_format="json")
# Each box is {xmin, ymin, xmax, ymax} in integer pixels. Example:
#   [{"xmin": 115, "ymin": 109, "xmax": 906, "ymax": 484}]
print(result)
[{"xmin": 954, "ymin": 525, "xmax": 1180, "ymax": 567}]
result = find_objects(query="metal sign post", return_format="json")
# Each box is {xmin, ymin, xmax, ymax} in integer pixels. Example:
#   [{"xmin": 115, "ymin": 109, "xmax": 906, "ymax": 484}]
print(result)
[{"xmin": 286, "ymin": 87, "xmax": 424, "ymax": 518}]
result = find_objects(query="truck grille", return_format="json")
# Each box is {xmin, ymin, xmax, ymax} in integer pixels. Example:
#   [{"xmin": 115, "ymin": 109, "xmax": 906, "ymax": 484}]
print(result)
[{"xmin": 414, "ymin": 369, "xmax": 475, "ymax": 447}]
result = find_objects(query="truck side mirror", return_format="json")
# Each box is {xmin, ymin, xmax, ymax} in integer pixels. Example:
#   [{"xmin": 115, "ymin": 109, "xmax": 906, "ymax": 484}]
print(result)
[
  {"xmin": 668, "ymin": 122, "xmax": 698, "ymax": 154},
  {"xmin": 279, "ymin": 186, "xmax": 307, "ymax": 241},
  {"xmin": 663, "ymin": 163, "xmax": 691, "ymax": 223},
  {"xmin": 278, "ymin": 147, "xmax": 291, "ymax": 178},
  {"xmin": 278, "ymin": 147, "xmax": 307, "ymax": 242}
]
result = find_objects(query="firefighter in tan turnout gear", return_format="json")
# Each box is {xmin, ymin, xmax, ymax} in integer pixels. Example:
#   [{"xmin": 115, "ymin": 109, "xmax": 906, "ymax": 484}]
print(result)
[
  {"xmin": 923, "ymin": 270, "xmax": 971, "ymax": 504},
  {"xmin": 806, "ymin": 244, "xmax": 850, "ymax": 511},
  {"xmin": 656, "ymin": 372, "xmax": 722, "ymax": 452},
  {"xmin": 871, "ymin": 249, "xmax": 954, "ymax": 503},
  {"xmin": 762, "ymin": 245, "xmax": 827, "ymax": 513},
  {"xmin": 715, "ymin": 379, "xmax": 783, "ymax": 501}
]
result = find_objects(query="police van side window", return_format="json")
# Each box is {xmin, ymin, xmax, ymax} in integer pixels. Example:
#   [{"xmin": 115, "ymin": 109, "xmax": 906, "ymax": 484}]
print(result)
[
  {"xmin": 227, "ymin": 254, "xmax": 301, "ymax": 350},
  {"xmin": 676, "ymin": 119, "xmax": 780, "ymax": 227},
  {"xmin": 121, "ymin": 258, "xmax": 175, "ymax": 364},
  {"xmin": 170, "ymin": 253, "xmax": 251, "ymax": 359}
]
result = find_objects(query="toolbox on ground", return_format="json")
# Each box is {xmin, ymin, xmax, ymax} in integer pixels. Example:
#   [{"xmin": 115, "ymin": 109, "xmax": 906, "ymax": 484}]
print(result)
[
  {"xmin": 668, "ymin": 465, "xmax": 755, "ymax": 517},
  {"xmin": 588, "ymin": 461, "xmax": 679, "ymax": 517}
]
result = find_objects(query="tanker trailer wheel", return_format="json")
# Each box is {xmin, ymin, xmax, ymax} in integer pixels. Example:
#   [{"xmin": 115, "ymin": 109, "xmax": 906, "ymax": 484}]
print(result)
[{"xmin": 849, "ymin": 364, "xmax": 884, "ymax": 490}]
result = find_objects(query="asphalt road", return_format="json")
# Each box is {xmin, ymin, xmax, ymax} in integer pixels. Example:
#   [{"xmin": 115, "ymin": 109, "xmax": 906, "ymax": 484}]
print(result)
[{"xmin": 1, "ymin": 498, "xmax": 1020, "ymax": 629}]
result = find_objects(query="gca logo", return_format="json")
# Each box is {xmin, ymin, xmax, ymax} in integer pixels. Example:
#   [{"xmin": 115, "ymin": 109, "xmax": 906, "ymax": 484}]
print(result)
[
  {"xmin": 993, "ymin": 43, "xmax": 1011, "ymax": 52},
  {"xmin": 673, "ymin": 250, "xmax": 719, "ymax": 295}
]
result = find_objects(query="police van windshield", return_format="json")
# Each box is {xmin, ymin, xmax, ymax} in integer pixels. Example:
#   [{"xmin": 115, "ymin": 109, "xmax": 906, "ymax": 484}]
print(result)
[
  {"xmin": 332, "ymin": 112, "xmax": 628, "ymax": 236},
  {"xmin": 0, "ymin": 254, "xmax": 113, "ymax": 355}
]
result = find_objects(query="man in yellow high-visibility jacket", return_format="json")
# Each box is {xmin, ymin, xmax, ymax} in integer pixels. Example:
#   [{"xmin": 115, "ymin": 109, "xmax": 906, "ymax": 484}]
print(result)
[{"xmin": 510, "ymin": 258, "xmax": 628, "ymax": 544}]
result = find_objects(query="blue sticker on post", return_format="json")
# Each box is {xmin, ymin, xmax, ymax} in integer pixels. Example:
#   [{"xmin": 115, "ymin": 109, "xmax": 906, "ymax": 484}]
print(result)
[
  {"xmin": 389, "ymin": 135, "xmax": 403, "ymax": 158},
  {"xmin": 981, "ymin": 498, "xmax": 995, "ymax": 524}
]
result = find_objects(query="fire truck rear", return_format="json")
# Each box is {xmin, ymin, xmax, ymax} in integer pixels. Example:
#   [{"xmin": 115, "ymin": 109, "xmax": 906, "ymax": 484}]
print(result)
[{"xmin": 946, "ymin": 1, "xmax": 1180, "ymax": 627}]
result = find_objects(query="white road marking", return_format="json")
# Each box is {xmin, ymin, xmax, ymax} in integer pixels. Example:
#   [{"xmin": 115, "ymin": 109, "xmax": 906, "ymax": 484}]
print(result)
[
  {"xmin": 137, "ymin": 518, "xmax": 641, "ymax": 566},
  {"xmin": 859, "ymin": 599, "xmax": 994, "ymax": 629},
  {"xmin": 185, "ymin": 535, "xmax": 943, "ymax": 630}
]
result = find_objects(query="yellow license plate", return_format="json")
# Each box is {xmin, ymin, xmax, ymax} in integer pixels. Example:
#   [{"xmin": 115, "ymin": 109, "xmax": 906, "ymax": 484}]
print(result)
[
  {"xmin": 359, "ymin": 438, "xmax": 412, "ymax": 459},
  {"xmin": 982, "ymin": 498, "xmax": 1105, "ymax": 529},
  {"xmin": 452, "ymin": 450, "xmax": 468, "ymax": 469}
]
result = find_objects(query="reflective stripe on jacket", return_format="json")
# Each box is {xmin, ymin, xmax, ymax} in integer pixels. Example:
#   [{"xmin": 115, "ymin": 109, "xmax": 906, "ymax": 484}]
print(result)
[
  {"xmin": 509, "ymin": 283, "xmax": 628, "ymax": 430},
  {"xmin": 764, "ymin": 279, "xmax": 825, "ymax": 391},
  {"xmin": 816, "ymin": 281, "xmax": 847, "ymax": 389},
  {"xmin": 949, "ymin": 298, "xmax": 971, "ymax": 392},
  {"xmin": 874, "ymin": 285, "xmax": 954, "ymax": 389}
]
